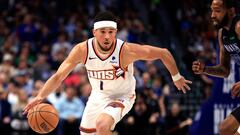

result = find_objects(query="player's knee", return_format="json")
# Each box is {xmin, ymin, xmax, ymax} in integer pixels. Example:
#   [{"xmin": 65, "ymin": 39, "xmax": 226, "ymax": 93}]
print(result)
[
  {"xmin": 219, "ymin": 121, "xmax": 230, "ymax": 134},
  {"xmin": 96, "ymin": 119, "xmax": 109, "ymax": 132},
  {"xmin": 96, "ymin": 116, "xmax": 112, "ymax": 132}
]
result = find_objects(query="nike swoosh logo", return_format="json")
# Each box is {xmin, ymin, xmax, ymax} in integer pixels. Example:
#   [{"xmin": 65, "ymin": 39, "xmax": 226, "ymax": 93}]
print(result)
[{"xmin": 89, "ymin": 57, "xmax": 97, "ymax": 60}]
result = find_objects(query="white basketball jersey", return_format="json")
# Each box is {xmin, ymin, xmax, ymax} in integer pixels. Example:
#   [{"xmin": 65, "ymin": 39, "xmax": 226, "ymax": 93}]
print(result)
[{"xmin": 84, "ymin": 38, "xmax": 136, "ymax": 97}]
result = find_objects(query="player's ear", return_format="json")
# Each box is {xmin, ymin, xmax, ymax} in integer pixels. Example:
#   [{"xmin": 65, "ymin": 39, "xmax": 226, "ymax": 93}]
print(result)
[
  {"xmin": 235, "ymin": 21, "xmax": 240, "ymax": 35},
  {"xmin": 228, "ymin": 7, "xmax": 235, "ymax": 17},
  {"xmin": 92, "ymin": 29, "xmax": 96, "ymax": 36}
]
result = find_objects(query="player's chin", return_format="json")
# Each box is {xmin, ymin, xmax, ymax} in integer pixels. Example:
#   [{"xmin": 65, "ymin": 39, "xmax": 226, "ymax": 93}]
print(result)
[{"xmin": 212, "ymin": 22, "xmax": 221, "ymax": 29}]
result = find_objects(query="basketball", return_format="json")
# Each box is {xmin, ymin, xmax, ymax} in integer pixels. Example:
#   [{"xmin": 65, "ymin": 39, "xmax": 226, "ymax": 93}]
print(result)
[{"xmin": 27, "ymin": 103, "xmax": 59, "ymax": 134}]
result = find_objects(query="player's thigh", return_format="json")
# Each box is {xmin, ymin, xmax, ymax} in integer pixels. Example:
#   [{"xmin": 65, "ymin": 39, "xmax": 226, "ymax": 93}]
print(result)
[
  {"xmin": 231, "ymin": 106, "xmax": 240, "ymax": 124},
  {"xmin": 221, "ymin": 107, "xmax": 240, "ymax": 132},
  {"xmin": 80, "ymin": 99, "xmax": 106, "ymax": 131},
  {"xmin": 102, "ymin": 96, "xmax": 135, "ymax": 128}
]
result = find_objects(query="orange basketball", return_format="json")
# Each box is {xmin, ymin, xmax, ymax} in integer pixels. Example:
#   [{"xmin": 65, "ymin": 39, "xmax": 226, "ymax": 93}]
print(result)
[{"xmin": 27, "ymin": 103, "xmax": 59, "ymax": 134}]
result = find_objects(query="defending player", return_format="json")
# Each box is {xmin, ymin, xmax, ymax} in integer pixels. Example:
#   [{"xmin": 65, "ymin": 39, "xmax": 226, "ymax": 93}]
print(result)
[{"xmin": 192, "ymin": 0, "xmax": 240, "ymax": 134}]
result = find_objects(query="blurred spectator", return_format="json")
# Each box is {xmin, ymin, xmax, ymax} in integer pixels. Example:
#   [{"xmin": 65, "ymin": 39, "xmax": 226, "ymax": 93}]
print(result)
[
  {"xmin": 7, "ymin": 80, "xmax": 19, "ymax": 109},
  {"xmin": 0, "ymin": 87, "xmax": 11, "ymax": 135},
  {"xmin": 165, "ymin": 102, "xmax": 192, "ymax": 135},
  {"xmin": 1, "ymin": 34, "xmax": 19, "ymax": 55},
  {"xmin": 28, "ymin": 80, "xmax": 44, "ymax": 102},
  {"xmin": 32, "ymin": 54, "xmax": 51, "ymax": 81},
  {"xmin": 124, "ymin": 95, "xmax": 152, "ymax": 135},
  {"xmin": 55, "ymin": 86, "xmax": 84, "ymax": 135},
  {"xmin": 51, "ymin": 33, "xmax": 72, "ymax": 60},
  {"xmin": 14, "ymin": 70, "xmax": 34, "ymax": 97},
  {"xmin": 0, "ymin": 53, "xmax": 17, "ymax": 78},
  {"xmin": 47, "ymin": 83, "xmax": 65, "ymax": 107},
  {"xmin": 0, "ymin": 72, "xmax": 8, "ymax": 89},
  {"xmin": 38, "ymin": 24, "xmax": 54, "ymax": 45},
  {"xmin": 140, "ymin": 72, "xmax": 152, "ymax": 91},
  {"xmin": 17, "ymin": 14, "xmax": 38, "ymax": 43},
  {"xmin": 79, "ymin": 83, "xmax": 91, "ymax": 105},
  {"xmin": 72, "ymin": 23, "xmax": 89, "ymax": 44},
  {"xmin": 152, "ymin": 76, "xmax": 163, "ymax": 97},
  {"xmin": 16, "ymin": 41, "xmax": 36, "ymax": 66},
  {"xmin": 0, "ymin": 19, "xmax": 10, "ymax": 47},
  {"xmin": 10, "ymin": 89, "xmax": 29, "ymax": 134}
]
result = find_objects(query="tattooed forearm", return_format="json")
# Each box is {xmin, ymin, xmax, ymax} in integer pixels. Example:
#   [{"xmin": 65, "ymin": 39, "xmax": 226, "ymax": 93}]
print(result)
[{"xmin": 204, "ymin": 65, "xmax": 230, "ymax": 78}]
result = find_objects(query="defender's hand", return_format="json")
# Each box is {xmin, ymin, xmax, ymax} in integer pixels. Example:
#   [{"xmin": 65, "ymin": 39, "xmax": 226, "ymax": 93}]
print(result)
[
  {"xmin": 174, "ymin": 76, "xmax": 192, "ymax": 93},
  {"xmin": 192, "ymin": 60, "xmax": 205, "ymax": 74},
  {"xmin": 231, "ymin": 82, "xmax": 240, "ymax": 98},
  {"xmin": 23, "ymin": 96, "xmax": 43, "ymax": 115}
]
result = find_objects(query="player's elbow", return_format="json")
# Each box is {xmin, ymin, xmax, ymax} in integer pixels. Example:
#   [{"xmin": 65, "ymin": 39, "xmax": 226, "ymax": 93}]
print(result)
[
  {"xmin": 161, "ymin": 48, "xmax": 172, "ymax": 58},
  {"xmin": 223, "ymin": 71, "xmax": 230, "ymax": 78},
  {"xmin": 222, "ymin": 68, "xmax": 230, "ymax": 78},
  {"xmin": 162, "ymin": 48, "xmax": 170, "ymax": 54}
]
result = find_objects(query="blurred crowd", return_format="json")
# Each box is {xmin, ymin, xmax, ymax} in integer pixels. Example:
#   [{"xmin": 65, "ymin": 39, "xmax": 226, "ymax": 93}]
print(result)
[{"xmin": 0, "ymin": 0, "xmax": 217, "ymax": 135}]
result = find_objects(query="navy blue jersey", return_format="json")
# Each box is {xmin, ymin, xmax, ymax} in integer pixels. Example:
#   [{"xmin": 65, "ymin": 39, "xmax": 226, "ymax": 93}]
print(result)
[{"xmin": 222, "ymin": 15, "xmax": 240, "ymax": 65}]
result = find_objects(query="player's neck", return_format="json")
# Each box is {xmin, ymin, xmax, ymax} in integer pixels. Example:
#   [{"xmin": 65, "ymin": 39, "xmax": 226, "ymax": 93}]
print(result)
[{"xmin": 224, "ymin": 16, "xmax": 236, "ymax": 30}]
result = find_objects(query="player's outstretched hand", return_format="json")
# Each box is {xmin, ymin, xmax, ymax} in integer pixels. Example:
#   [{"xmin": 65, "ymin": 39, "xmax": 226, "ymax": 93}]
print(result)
[
  {"xmin": 174, "ymin": 76, "xmax": 192, "ymax": 93},
  {"xmin": 23, "ymin": 96, "xmax": 43, "ymax": 115},
  {"xmin": 231, "ymin": 82, "xmax": 240, "ymax": 98},
  {"xmin": 192, "ymin": 60, "xmax": 205, "ymax": 74}
]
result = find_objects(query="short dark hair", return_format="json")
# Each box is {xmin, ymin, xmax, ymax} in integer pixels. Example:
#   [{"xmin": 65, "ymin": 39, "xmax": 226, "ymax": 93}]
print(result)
[
  {"xmin": 222, "ymin": 0, "xmax": 237, "ymax": 9},
  {"xmin": 93, "ymin": 11, "xmax": 116, "ymax": 23}
]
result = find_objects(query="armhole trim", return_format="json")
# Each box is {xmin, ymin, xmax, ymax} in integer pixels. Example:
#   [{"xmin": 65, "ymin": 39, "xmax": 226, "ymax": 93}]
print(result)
[
  {"xmin": 119, "ymin": 41, "xmax": 126, "ymax": 70},
  {"xmin": 83, "ymin": 40, "xmax": 89, "ymax": 65}
]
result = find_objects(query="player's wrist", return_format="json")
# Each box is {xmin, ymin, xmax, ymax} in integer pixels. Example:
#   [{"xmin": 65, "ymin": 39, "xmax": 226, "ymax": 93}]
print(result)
[
  {"xmin": 172, "ymin": 72, "xmax": 182, "ymax": 82},
  {"xmin": 36, "ymin": 95, "xmax": 44, "ymax": 101}
]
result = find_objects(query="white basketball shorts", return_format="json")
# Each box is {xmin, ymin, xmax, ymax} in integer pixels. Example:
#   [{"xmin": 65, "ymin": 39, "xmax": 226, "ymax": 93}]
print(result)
[{"xmin": 80, "ymin": 91, "xmax": 135, "ymax": 134}]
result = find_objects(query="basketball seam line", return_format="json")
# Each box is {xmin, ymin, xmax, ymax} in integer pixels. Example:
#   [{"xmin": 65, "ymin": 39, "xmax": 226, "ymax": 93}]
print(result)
[
  {"xmin": 35, "ymin": 104, "xmax": 51, "ymax": 133},
  {"xmin": 28, "ymin": 111, "xmax": 59, "ymax": 118},
  {"xmin": 29, "ymin": 109, "xmax": 33, "ymax": 125},
  {"xmin": 35, "ymin": 105, "xmax": 43, "ymax": 132},
  {"xmin": 27, "ymin": 104, "xmax": 58, "ymax": 118},
  {"xmin": 28, "ymin": 104, "xmax": 48, "ymax": 117},
  {"xmin": 39, "ymin": 111, "xmax": 56, "ymax": 129}
]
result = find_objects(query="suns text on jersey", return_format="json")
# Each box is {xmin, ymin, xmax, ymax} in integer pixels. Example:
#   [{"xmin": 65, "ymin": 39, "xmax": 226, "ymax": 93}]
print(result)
[{"xmin": 87, "ymin": 67, "xmax": 125, "ymax": 80}]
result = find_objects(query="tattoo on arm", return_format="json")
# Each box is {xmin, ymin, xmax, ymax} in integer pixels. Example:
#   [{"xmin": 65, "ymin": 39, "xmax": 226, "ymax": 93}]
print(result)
[
  {"xmin": 204, "ymin": 65, "xmax": 229, "ymax": 78},
  {"xmin": 204, "ymin": 29, "xmax": 231, "ymax": 78}
]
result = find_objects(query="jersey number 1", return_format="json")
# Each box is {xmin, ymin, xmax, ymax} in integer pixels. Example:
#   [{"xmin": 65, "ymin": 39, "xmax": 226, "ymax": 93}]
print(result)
[{"xmin": 100, "ymin": 81, "xmax": 103, "ymax": 90}]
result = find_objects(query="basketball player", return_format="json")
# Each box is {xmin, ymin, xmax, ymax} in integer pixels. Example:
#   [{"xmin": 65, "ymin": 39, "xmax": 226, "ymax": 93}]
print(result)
[
  {"xmin": 24, "ymin": 11, "xmax": 192, "ymax": 135},
  {"xmin": 192, "ymin": 0, "xmax": 240, "ymax": 134}
]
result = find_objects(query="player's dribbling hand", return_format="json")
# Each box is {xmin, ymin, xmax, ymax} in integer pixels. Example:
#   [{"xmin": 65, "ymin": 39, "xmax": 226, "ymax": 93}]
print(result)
[
  {"xmin": 174, "ymin": 77, "xmax": 192, "ymax": 94},
  {"xmin": 23, "ymin": 96, "xmax": 43, "ymax": 115},
  {"xmin": 192, "ymin": 60, "xmax": 205, "ymax": 74},
  {"xmin": 231, "ymin": 82, "xmax": 240, "ymax": 98}
]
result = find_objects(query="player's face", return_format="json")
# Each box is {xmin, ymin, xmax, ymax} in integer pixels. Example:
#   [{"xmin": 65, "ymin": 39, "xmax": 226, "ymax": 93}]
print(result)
[
  {"xmin": 211, "ymin": 0, "xmax": 229, "ymax": 29},
  {"xmin": 93, "ymin": 27, "xmax": 117, "ymax": 52}
]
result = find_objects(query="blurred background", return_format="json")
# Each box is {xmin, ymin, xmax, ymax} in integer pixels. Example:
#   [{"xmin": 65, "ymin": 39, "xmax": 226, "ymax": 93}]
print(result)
[{"xmin": 0, "ymin": 0, "xmax": 238, "ymax": 135}]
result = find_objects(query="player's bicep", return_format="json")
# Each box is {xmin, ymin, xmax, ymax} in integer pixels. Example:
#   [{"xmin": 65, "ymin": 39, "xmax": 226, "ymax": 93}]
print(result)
[
  {"xmin": 218, "ymin": 29, "xmax": 230, "ymax": 70},
  {"xmin": 236, "ymin": 21, "xmax": 240, "ymax": 39},
  {"xmin": 125, "ymin": 43, "xmax": 162, "ymax": 61},
  {"xmin": 131, "ymin": 45, "xmax": 151, "ymax": 60}
]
